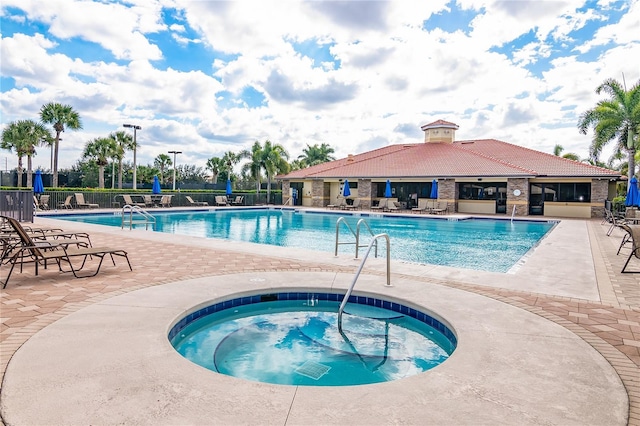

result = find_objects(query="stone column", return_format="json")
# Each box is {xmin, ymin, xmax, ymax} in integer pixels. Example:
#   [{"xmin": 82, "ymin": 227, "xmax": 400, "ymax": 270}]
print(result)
[
  {"xmin": 358, "ymin": 179, "xmax": 372, "ymax": 209},
  {"xmin": 311, "ymin": 180, "xmax": 327, "ymax": 207},
  {"xmin": 281, "ymin": 180, "xmax": 290, "ymax": 205},
  {"xmin": 438, "ymin": 179, "xmax": 456, "ymax": 213},
  {"xmin": 590, "ymin": 179, "xmax": 609, "ymax": 218},
  {"xmin": 507, "ymin": 178, "xmax": 529, "ymax": 215}
]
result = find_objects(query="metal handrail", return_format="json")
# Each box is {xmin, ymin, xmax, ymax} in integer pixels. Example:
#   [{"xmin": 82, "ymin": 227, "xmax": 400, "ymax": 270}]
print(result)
[
  {"xmin": 121, "ymin": 205, "xmax": 156, "ymax": 230},
  {"xmin": 335, "ymin": 217, "xmax": 379, "ymax": 259},
  {"xmin": 337, "ymin": 233, "xmax": 391, "ymax": 333}
]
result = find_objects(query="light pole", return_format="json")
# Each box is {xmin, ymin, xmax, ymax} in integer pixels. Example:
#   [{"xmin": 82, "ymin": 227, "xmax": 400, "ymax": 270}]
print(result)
[
  {"xmin": 168, "ymin": 150, "xmax": 182, "ymax": 191},
  {"xmin": 123, "ymin": 124, "xmax": 141, "ymax": 190}
]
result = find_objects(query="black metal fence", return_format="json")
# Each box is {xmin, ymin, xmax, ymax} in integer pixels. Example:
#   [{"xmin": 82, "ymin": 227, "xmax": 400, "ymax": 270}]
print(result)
[
  {"xmin": 31, "ymin": 191, "xmax": 282, "ymax": 210},
  {"xmin": 1, "ymin": 190, "xmax": 34, "ymax": 222}
]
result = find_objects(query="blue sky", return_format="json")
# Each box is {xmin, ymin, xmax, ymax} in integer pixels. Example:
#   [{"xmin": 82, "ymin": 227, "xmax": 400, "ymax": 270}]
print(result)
[{"xmin": 1, "ymin": 0, "xmax": 639, "ymax": 172}]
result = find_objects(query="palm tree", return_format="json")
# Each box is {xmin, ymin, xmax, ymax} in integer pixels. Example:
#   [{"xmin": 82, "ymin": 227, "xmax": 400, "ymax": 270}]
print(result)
[
  {"xmin": 1, "ymin": 120, "xmax": 51, "ymax": 187},
  {"xmin": 579, "ymin": 77, "xmax": 640, "ymax": 185},
  {"xmin": 261, "ymin": 140, "xmax": 290, "ymax": 203},
  {"xmin": 222, "ymin": 150, "xmax": 241, "ymax": 181},
  {"xmin": 206, "ymin": 157, "xmax": 225, "ymax": 184},
  {"xmin": 108, "ymin": 131, "xmax": 134, "ymax": 189},
  {"xmin": 154, "ymin": 153, "xmax": 172, "ymax": 184},
  {"xmin": 552, "ymin": 144, "xmax": 580, "ymax": 161},
  {"xmin": 240, "ymin": 141, "xmax": 264, "ymax": 194},
  {"xmin": 39, "ymin": 102, "xmax": 82, "ymax": 187},
  {"xmin": 83, "ymin": 137, "xmax": 117, "ymax": 189},
  {"xmin": 298, "ymin": 143, "xmax": 335, "ymax": 167}
]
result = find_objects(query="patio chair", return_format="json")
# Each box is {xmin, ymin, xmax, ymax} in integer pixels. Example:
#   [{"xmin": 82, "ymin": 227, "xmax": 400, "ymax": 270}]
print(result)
[
  {"xmin": 383, "ymin": 201, "xmax": 400, "ymax": 212},
  {"xmin": 1, "ymin": 215, "xmax": 131, "ymax": 288},
  {"xmin": 606, "ymin": 210, "xmax": 628, "ymax": 236},
  {"xmin": 75, "ymin": 193, "xmax": 99, "ymax": 209},
  {"xmin": 621, "ymin": 225, "xmax": 640, "ymax": 273},
  {"xmin": 38, "ymin": 195, "xmax": 50, "ymax": 210},
  {"xmin": 187, "ymin": 196, "xmax": 209, "ymax": 206},
  {"xmin": 431, "ymin": 201, "xmax": 448, "ymax": 215},
  {"xmin": 412, "ymin": 199, "xmax": 428, "ymax": 214},
  {"xmin": 344, "ymin": 198, "xmax": 361, "ymax": 210},
  {"xmin": 230, "ymin": 195, "xmax": 244, "ymax": 206},
  {"xmin": 143, "ymin": 195, "xmax": 155, "ymax": 208},
  {"xmin": 214, "ymin": 196, "xmax": 228, "ymax": 206},
  {"xmin": 370, "ymin": 198, "xmax": 387, "ymax": 211},
  {"xmin": 59, "ymin": 195, "xmax": 74, "ymax": 209},
  {"xmin": 327, "ymin": 197, "xmax": 346, "ymax": 210},
  {"xmin": 122, "ymin": 194, "xmax": 145, "ymax": 208},
  {"xmin": 159, "ymin": 195, "xmax": 172, "ymax": 208}
]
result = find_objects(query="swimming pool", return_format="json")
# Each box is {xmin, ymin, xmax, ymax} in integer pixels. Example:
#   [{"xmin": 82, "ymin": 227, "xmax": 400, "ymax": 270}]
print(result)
[
  {"xmin": 169, "ymin": 291, "xmax": 456, "ymax": 386},
  {"xmin": 52, "ymin": 208, "xmax": 556, "ymax": 272}
]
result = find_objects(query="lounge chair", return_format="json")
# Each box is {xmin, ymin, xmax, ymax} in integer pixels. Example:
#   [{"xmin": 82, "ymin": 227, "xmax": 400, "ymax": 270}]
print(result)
[
  {"xmin": 159, "ymin": 195, "xmax": 172, "ymax": 208},
  {"xmin": 122, "ymin": 194, "xmax": 145, "ymax": 208},
  {"xmin": 431, "ymin": 201, "xmax": 448, "ymax": 215},
  {"xmin": 143, "ymin": 195, "xmax": 155, "ymax": 208},
  {"xmin": 59, "ymin": 195, "xmax": 74, "ymax": 209},
  {"xmin": 214, "ymin": 196, "xmax": 228, "ymax": 206},
  {"xmin": 187, "ymin": 196, "xmax": 209, "ymax": 206},
  {"xmin": 412, "ymin": 199, "xmax": 428, "ymax": 214},
  {"xmin": 75, "ymin": 193, "xmax": 99, "ymax": 209},
  {"xmin": 327, "ymin": 197, "xmax": 346, "ymax": 209},
  {"xmin": 371, "ymin": 198, "xmax": 387, "ymax": 211},
  {"xmin": 230, "ymin": 195, "xmax": 244, "ymax": 206},
  {"xmin": 38, "ymin": 195, "xmax": 50, "ymax": 210},
  {"xmin": 383, "ymin": 201, "xmax": 400, "ymax": 212},
  {"xmin": 621, "ymin": 224, "xmax": 640, "ymax": 273},
  {"xmin": 1, "ymin": 215, "xmax": 131, "ymax": 288},
  {"xmin": 344, "ymin": 198, "xmax": 361, "ymax": 210},
  {"xmin": 605, "ymin": 209, "xmax": 628, "ymax": 236}
]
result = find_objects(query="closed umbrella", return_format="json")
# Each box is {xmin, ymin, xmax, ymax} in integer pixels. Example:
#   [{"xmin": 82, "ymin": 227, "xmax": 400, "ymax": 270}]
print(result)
[
  {"xmin": 33, "ymin": 169, "xmax": 44, "ymax": 195},
  {"xmin": 626, "ymin": 176, "xmax": 640, "ymax": 207},
  {"xmin": 430, "ymin": 179, "xmax": 438, "ymax": 199},
  {"xmin": 384, "ymin": 180, "xmax": 392, "ymax": 198},
  {"xmin": 342, "ymin": 179, "xmax": 351, "ymax": 197},
  {"xmin": 226, "ymin": 179, "xmax": 233, "ymax": 196},
  {"xmin": 152, "ymin": 176, "xmax": 161, "ymax": 194}
]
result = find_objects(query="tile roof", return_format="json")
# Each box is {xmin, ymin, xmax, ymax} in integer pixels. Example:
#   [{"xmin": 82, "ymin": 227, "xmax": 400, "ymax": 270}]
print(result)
[{"xmin": 279, "ymin": 139, "xmax": 620, "ymax": 180}]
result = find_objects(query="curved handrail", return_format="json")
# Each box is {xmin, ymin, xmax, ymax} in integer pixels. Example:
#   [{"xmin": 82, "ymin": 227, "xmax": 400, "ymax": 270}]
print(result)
[
  {"xmin": 335, "ymin": 217, "xmax": 379, "ymax": 259},
  {"xmin": 121, "ymin": 205, "xmax": 156, "ymax": 230},
  {"xmin": 337, "ymin": 233, "xmax": 391, "ymax": 333},
  {"xmin": 335, "ymin": 217, "xmax": 357, "ymax": 256},
  {"xmin": 355, "ymin": 218, "xmax": 378, "ymax": 259}
]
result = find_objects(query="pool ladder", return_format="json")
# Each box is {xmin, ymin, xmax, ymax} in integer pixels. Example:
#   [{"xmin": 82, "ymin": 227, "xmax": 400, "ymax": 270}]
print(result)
[
  {"xmin": 337, "ymin": 233, "xmax": 391, "ymax": 333},
  {"xmin": 335, "ymin": 217, "xmax": 379, "ymax": 259},
  {"xmin": 121, "ymin": 205, "xmax": 156, "ymax": 230}
]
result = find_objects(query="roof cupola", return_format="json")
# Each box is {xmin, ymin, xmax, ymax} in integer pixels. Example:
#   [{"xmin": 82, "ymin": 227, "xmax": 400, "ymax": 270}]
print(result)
[{"xmin": 420, "ymin": 120, "xmax": 459, "ymax": 144}]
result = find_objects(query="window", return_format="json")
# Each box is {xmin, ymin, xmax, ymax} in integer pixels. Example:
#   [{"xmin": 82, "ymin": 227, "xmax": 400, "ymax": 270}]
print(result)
[{"xmin": 459, "ymin": 182, "xmax": 507, "ymax": 200}]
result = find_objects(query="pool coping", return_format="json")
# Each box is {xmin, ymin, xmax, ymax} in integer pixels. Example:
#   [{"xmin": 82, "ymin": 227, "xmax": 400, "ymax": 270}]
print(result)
[{"xmin": 0, "ymin": 271, "xmax": 627, "ymax": 425}]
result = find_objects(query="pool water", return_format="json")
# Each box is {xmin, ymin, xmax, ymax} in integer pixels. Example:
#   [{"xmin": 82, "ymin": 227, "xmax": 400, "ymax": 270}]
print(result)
[
  {"xmin": 170, "ymin": 296, "xmax": 456, "ymax": 386},
  {"xmin": 53, "ymin": 209, "xmax": 555, "ymax": 272}
]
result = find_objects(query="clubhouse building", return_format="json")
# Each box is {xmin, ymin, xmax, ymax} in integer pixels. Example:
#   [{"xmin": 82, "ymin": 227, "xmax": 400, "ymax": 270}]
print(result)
[{"xmin": 277, "ymin": 120, "xmax": 621, "ymax": 218}]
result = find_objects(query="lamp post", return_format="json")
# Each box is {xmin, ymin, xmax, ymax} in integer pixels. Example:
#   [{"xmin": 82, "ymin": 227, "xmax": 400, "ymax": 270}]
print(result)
[
  {"xmin": 168, "ymin": 150, "xmax": 182, "ymax": 191},
  {"xmin": 123, "ymin": 124, "xmax": 141, "ymax": 190}
]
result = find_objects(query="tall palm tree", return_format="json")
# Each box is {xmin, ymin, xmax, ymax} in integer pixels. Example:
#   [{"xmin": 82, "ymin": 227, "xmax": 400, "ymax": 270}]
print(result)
[
  {"xmin": 83, "ymin": 137, "xmax": 117, "ymax": 189},
  {"xmin": 552, "ymin": 144, "xmax": 580, "ymax": 161},
  {"xmin": 240, "ymin": 141, "xmax": 265, "ymax": 194},
  {"xmin": 222, "ymin": 150, "xmax": 241, "ymax": 181},
  {"xmin": 260, "ymin": 140, "xmax": 290, "ymax": 203},
  {"xmin": 206, "ymin": 157, "xmax": 225, "ymax": 184},
  {"xmin": 1, "ymin": 120, "xmax": 51, "ymax": 187},
  {"xmin": 298, "ymin": 143, "xmax": 335, "ymax": 166},
  {"xmin": 154, "ymin": 153, "xmax": 172, "ymax": 184},
  {"xmin": 108, "ymin": 131, "xmax": 134, "ymax": 189},
  {"xmin": 579, "ymin": 77, "xmax": 640, "ymax": 185},
  {"xmin": 39, "ymin": 102, "xmax": 82, "ymax": 187}
]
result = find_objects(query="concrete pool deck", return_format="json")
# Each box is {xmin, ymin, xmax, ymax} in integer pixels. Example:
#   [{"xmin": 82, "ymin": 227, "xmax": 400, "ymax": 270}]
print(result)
[{"xmin": 1, "ymin": 211, "xmax": 639, "ymax": 425}]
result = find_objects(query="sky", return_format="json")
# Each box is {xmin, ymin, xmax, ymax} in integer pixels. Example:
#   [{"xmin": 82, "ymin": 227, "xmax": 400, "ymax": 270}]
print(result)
[{"xmin": 1, "ymin": 0, "xmax": 639, "ymax": 175}]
